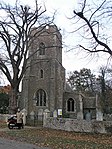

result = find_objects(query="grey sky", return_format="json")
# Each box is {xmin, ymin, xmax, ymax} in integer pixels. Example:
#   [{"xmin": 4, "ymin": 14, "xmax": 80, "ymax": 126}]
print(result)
[{"xmin": 1, "ymin": 0, "xmax": 110, "ymax": 85}]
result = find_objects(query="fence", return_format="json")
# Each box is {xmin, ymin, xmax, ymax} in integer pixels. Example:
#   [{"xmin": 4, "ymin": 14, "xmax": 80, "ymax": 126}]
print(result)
[{"xmin": 26, "ymin": 114, "xmax": 43, "ymax": 127}]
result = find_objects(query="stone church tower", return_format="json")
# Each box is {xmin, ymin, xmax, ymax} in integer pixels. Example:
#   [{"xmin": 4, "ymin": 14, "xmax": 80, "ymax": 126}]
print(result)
[{"xmin": 21, "ymin": 25, "xmax": 65, "ymax": 116}]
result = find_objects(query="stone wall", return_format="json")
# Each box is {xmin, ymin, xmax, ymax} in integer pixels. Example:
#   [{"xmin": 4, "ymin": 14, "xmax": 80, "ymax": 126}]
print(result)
[
  {"xmin": 0, "ymin": 114, "xmax": 9, "ymax": 122},
  {"xmin": 104, "ymin": 114, "xmax": 112, "ymax": 121},
  {"xmin": 43, "ymin": 117, "xmax": 112, "ymax": 134}
]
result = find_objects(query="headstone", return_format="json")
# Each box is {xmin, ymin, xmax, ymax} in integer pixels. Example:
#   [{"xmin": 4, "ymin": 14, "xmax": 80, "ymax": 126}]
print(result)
[
  {"xmin": 53, "ymin": 110, "xmax": 57, "ymax": 118},
  {"xmin": 96, "ymin": 110, "xmax": 103, "ymax": 121},
  {"xmin": 77, "ymin": 111, "xmax": 83, "ymax": 120},
  {"xmin": 85, "ymin": 111, "xmax": 92, "ymax": 121}
]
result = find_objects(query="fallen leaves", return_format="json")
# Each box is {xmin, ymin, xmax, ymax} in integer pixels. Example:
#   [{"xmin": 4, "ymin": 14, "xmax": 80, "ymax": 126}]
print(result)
[{"xmin": 0, "ymin": 122, "xmax": 112, "ymax": 148}]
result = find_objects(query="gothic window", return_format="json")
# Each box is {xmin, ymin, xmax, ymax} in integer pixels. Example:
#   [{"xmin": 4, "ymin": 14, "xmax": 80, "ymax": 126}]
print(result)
[
  {"xmin": 39, "ymin": 42, "xmax": 45, "ymax": 55},
  {"xmin": 67, "ymin": 98, "xmax": 74, "ymax": 112},
  {"xmin": 36, "ymin": 89, "xmax": 46, "ymax": 106},
  {"xmin": 40, "ymin": 69, "xmax": 44, "ymax": 78}
]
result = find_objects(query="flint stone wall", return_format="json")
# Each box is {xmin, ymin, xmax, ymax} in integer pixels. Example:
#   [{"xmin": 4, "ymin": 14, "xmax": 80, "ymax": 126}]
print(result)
[
  {"xmin": 104, "ymin": 114, "xmax": 112, "ymax": 121},
  {"xmin": 0, "ymin": 114, "xmax": 9, "ymax": 122},
  {"xmin": 43, "ymin": 118, "xmax": 112, "ymax": 134}
]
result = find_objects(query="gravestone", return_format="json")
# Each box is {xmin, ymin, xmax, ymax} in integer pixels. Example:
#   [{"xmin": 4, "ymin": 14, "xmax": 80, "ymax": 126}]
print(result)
[
  {"xmin": 96, "ymin": 110, "xmax": 103, "ymax": 121},
  {"xmin": 77, "ymin": 111, "xmax": 83, "ymax": 120},
  {"xmin": 53, "ymin": 110, "xmax": 57, "ymax": 118},
  {"xmin": 85, "ymin": 111, "xmax": 92, "ymax": 121}
]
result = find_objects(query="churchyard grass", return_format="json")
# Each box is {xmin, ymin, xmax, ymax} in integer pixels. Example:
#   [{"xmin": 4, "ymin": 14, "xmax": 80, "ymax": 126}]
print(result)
[
  {"xmin": 0, "ymin": 121, "xmax": 112, "ymax": 149},
  {"xmin": 0, "ymin": 120, "xmax": 7, "ymax": 128}
]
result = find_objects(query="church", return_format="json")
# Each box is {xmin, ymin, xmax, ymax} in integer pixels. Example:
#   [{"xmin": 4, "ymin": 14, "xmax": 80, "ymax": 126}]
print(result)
[{"xmin": 20, "ymin": 25, "xmax": 97, "ymax": 120}]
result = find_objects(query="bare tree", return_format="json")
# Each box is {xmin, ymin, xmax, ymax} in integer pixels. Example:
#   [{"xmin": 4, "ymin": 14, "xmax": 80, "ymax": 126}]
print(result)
[
  {"xmin": 0, "ymin": 0, "xmax": 55, "ymax": 113},
  {"xmin": 98, "ymin": 66, "xmax": 112, "ymax": 113},
  {"xmin": 73, "ymin": 0, "xmax": 112, "ymax": 57}
]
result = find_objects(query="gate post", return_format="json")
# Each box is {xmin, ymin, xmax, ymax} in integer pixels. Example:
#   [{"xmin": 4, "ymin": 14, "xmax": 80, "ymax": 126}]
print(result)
[{"xmin": 21, "ymin": 108, "xmax": 27, "ymax": 125}]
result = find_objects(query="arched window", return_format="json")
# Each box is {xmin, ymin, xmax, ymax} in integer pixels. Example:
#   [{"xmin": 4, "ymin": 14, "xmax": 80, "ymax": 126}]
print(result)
[
  {"xmin": 36, "ymin": 89, "xmax": 46, "ymax": 106},
  {"xmin": 67, "ymin": 98, "xmax": 74, "ymax": 112},
  {"xmin": 40, "ymin": 69, "xmax": 44, "ymax": 78},
  {"xmin": 39, "ymin": 42, "xmax": 45, "ymax": 55}
]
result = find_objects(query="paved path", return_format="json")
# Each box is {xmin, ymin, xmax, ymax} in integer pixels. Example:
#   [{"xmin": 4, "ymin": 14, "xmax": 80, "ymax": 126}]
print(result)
[
  {"xmin": 0, "ymin": 127, "xmax": 50, "ymax": 149},
  {"xmin": 0, "ymin": 126, "xmax": 41, "ymax": 132},
  {"xmin": 0, "ymin": 137, "xmax": 50, "ymax": 149}
]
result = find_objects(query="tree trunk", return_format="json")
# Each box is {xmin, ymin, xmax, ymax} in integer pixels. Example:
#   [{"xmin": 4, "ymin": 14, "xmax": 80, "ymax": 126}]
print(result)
[{"xmin": 8, "ymin": 89, "xmax": 18, "ymax": 114}]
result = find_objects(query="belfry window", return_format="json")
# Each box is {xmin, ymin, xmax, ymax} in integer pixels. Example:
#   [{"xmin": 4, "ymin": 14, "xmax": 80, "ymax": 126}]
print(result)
[
  {"xmin": 67, "ymin": 98, "xmax": 74, "ymax": 112},
  {"xmin": 39, "ymin": 42, "xmax": 45, "ymax": 55},
  {"xmin": 36, "ymin": 89, "xmax": 46, "ymax": 106}
]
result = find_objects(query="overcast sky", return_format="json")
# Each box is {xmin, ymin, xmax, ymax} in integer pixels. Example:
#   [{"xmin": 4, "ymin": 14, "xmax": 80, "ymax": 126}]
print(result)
[{"xmin": 1, "ymin": 0, "xmax": 110, "ymax": 83}]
